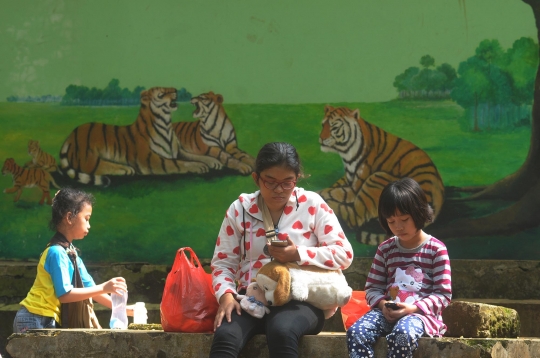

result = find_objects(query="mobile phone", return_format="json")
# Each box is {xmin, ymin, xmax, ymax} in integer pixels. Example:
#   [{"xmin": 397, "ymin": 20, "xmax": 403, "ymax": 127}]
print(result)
[
  {"xmin": 385, "ymin": 302, "xmax": 400, "ymax": 310},
  {"xmin": 270, "ymin": 238, "xmax": 288, "ymax": 247}
]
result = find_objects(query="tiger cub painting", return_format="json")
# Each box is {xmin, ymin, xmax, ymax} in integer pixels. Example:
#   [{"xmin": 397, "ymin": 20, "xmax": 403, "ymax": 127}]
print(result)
[
  {"xmin": 24, "ymin": 140, "xmax": 58, "ymax": 172},
  {"xmin": 173, "ymin": 92, "xmax": 255, "ymax": 175},
  {"xmin": 319, "ymin": 105, "xmax": 445, "ymax": 245},
  {"xmin": 59, "ymin": 87, "xmax": 212, "ymax": 186},
  {"xmin": 2, "ymin": 158, "xmax": 60, "ymax": 205}
]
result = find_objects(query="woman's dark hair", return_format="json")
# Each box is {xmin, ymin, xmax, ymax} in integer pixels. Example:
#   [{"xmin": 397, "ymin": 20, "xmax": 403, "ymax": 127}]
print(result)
[
  {"xmin": 49, "ymin": 187, "xmax": 95, "ymax": 232},
  {"xmin": 378, "ymin": 177, "xmax": 433, "ymax": 236},
  {"xmin": 254, "ymin": 142, "xmax": 302, "ymax": 177}
]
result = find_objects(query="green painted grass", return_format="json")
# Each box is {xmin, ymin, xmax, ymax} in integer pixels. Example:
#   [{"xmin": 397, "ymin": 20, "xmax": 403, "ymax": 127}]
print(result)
[{"xmin": 0, "ymin": 101, "xmax": 532, "ymax": 263}]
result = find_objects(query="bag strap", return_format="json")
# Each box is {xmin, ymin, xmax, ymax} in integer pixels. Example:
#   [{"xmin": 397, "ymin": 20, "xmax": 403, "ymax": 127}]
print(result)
[
  {"xmin": 258, "ymin": 196, "xmax": 277, "ymax": 244},
  {"xmin": 173, "ymin": 247, "xmax": 202, "ymax": 273}
]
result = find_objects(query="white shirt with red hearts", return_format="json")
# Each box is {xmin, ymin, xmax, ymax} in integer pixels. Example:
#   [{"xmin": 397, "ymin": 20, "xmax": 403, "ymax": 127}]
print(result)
[{"xmin": 211, "ymin": 187, "xmax": 354, "ymax": 301}]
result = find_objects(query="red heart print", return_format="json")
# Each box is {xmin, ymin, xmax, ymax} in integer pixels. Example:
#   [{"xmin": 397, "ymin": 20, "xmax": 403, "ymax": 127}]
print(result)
[
  {"xmin": 277, "ymin": 233, "xmax": 288, "ymax": 240},
  {"xmin": 324, "ymin": 225, "xmax": 333, "ymax": 234},
  {"xmin": 308, "ymin": 206, "xmax": 316, "ymax": 215},
  {"xmin": 307, "ymin": 250, "xmax": 316, "ymax": 259},
  {"xmin": 233, "ymin": 246, "xmax": 240, "ymax": 255},
  {"xmin": 346, "ymin": 251, "xmax": 353, "ymax": 259},
  {"xmin": 214, "ymin": 283, "xmax": 221, "ymax": 291},
  {"xmin": 298, "ymin": 195, "xmax": 307, "ymax": 203},
  {"xmin": 338, "ymin": 232, "xmax": 345, "ymax": 239},
  {"xmin": 335, "ymin": 241, "xmax": 344, "ymax": 247},
  {"xmin": 303, "ymin": 232, "xmax": 311, "ymax": 239},
  {"xmin": 253, "ymin": 261, "xmax": 263, "ymax": 268},
  {"xmin": 284, "ymin": 206, "xmax": 293, "ymax": 215},
  {"xmin": 241, "ymin": 221, "xmax": 251, "ymax": 229},
  {"xmin": 226, "ymin": 226, "xmax": 234, "ymax": 236},
  {"xmin": 228, "ymin": 268, "xmax": 236, "ymax": 274},
  {"xmin": 213, "ymin": 270, "xmax": 223, "ymax": 276},
  {"xmin": 225, "ymin": 277, "xmax": 233, "ymax": 282},
  {"xmin": 249, "ymin": 204, "xmax": 259, "ymax": 214},
  {"xmin": 320, "ymin": 203, "xmax": 329, "ymax": 212},
  {"xmin": 217, "ymin": 252, "xmax": 228, "ymax": 259},
  {"xmin": 246, "ymin": 242, "xmax": 251, "ymax": 250},
  {"xmin": 216, "ymin": 237, "xmax": 221, "ymax": 246},
  {"xmin": 225, "ymin": 289, "xmax": 235, "ymax": 295},
  {"xmin": 239, "ymin": 196, "xmax": 244, "ymax": 202},
  {"xmin": 256, "ymin": 228, "xmax": 266, "ymax": 237},
  {"xmin": 301, "ymin": 262, "xmax": 310, "ymax": 266},
  {"xmin": 324, "ymin": 260, "xmax": 334, "ymax": 268},
  {"xmin": 258, "ymin": 255, "xmax": 266, "ymax": 260},
  {"xmin": 292, "ymin": 221, "xmax": 303, "ymax": 229}
]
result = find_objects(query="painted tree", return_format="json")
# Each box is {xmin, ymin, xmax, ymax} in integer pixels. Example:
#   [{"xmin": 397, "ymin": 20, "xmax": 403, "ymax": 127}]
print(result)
[
  {"xmin": 393, "ymin": 56, "xmax": 456, "ymax": 98},
  {"xmin": 429, "ymin": 0, "xmax": 540, "ymax": 237}
]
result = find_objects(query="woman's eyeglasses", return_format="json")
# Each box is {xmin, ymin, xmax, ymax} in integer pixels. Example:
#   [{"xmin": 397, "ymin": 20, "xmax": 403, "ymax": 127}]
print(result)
[{"xmin": 259, "ymin": 177, "xmax": 296, "ymax": 190}]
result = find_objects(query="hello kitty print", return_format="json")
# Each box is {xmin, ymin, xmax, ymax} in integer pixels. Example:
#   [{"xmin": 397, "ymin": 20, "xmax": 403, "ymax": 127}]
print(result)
[{"xmin": 389, "ymin": 266, "xmax": 424, "ymax": 304}]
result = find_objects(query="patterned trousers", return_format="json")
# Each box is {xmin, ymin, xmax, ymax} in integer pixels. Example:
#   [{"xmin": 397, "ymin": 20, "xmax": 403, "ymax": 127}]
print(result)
[{"xmin": 347, "ymin": 309, "xmax": 424, "ymax": 358}]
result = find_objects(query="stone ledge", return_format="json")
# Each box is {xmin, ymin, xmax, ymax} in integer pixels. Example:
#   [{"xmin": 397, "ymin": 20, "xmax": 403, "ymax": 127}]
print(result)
[
  {"xmin": 455, "ymin": 299, "xmax": 540, "ymax": 338},
  {"xmin": 6, "ymin": 330, "xmax": 540, "ymax": 358}
]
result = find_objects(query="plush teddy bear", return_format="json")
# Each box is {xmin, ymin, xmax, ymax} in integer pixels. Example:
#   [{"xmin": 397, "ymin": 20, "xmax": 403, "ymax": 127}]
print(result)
[
  {"xmin": 235, "ymin": 282, "xmax": 271, "ymax": 319},
  {"xmin": 256, "ymin": 261, "xmax": 352, "ymax": 319}
]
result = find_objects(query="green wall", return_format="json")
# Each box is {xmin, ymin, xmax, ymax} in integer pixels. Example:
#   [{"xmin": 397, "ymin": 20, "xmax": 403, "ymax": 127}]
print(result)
[
  {"xmin": 1, "ymin": 0, "xmax": 539, "ymax": 263},
  {"xmin": 0, "ymin": 0, "xmax": 534, "ymax": 103}
]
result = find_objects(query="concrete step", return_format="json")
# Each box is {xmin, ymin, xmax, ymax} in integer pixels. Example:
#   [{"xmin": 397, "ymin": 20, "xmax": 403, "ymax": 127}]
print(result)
[{"xmin": 6, "ymin": 329, "xmax": 540, "ymax": 358}]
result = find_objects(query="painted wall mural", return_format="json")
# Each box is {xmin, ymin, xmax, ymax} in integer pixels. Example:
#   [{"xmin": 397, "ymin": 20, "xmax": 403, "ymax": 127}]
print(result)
[{"xmin": 1, "ymin": 0, "xmax": 539, "ymax": 263}]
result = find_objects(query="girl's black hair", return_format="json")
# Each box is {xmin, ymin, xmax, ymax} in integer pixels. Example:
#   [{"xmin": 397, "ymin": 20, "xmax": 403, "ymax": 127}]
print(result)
[
  {"xmin": 254, "ymin": 142, "xmax": 303, "ymax": 177},
  {"xmin": 378, "ymin": 177, "xmax": 433, "ymax": 236},
  {"xmin": 48, "ymin": 187, "xmax": 95, "ymax": 232}
]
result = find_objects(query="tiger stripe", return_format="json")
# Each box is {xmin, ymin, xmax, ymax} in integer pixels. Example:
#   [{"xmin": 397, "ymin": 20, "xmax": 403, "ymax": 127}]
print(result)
[
  {"xmin": 25, "ymin": 140, "xmax": 58, "ymax": 173},
  {"xmin": 172, "ymin": 91, "xmax": 255, "ymax": 175},
  {"xmin": 59, "ymin": 87, "xmax": 209, "ymax": 186},
  {"xmin": 2, "ymin": 158, "xmax": 60, "ymax": 205},
  {"xmin": 319, "ymin": 105, "xmax": 444, "ymax": 245}
]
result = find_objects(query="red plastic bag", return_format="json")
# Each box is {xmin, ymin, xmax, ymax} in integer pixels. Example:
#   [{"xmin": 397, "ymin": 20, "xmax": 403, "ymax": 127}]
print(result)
[
  {"xmin": 160, "ymin": 247, "xmax": 218, "ymax": 332},
  {"xmin": 341, "ymin": 291, "xmax": 370, "ymax": 330}
]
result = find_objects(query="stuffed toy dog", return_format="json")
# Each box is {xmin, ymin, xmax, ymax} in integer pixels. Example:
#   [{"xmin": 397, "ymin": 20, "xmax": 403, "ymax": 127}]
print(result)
[
  {"xmin": 256, "ymin": 261, "xmax": 352, "ymax": 319},
  {"xmin": 235, "ymin": 282, "xmax": 270, "ymax": 319}
]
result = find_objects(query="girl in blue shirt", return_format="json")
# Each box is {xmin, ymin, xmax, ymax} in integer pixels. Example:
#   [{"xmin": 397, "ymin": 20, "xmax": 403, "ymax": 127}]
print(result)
[{"xmin": 13, "ymin": 188, "xmax": 131, "ymax": 332}]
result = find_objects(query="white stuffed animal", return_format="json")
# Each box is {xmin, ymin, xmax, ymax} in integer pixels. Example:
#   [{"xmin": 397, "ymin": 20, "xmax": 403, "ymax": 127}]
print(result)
[
  {"xmin": 256, "ymin": 261, "xmax": 352, "ymax": 319},
  {"xmin": 235, "ymin": 282, "xmax": 271, "ymax": 319}
]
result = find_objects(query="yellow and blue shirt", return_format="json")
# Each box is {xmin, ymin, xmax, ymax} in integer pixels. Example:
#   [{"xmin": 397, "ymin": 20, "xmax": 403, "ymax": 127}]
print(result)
[{"xmin": 20, "ymin": 245, "xmax": 95, "ymax": 325}]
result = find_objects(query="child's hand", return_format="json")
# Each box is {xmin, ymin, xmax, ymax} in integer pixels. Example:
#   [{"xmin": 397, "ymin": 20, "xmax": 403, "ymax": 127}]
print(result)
[
  {"xmin": 382, "ymin": 301, "xmax": 420, "ymax": 322},
  {"xmin": 103, "ymin": 277, "xmax": 127, "ymax": 295},
  {"xmin": 126, "ymin": 304, "xmax": 135, "ymax": 317}
]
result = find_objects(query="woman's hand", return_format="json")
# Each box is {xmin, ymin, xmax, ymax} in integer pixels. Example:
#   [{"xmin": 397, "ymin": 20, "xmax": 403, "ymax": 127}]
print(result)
[
  {"xmin": 379, "ymin": 300, "xmax": 420, "ymax": 323},
  {"xmin": 214, "ymin": 293, "xmax": 241, "ymax": 331},
  {"xmin": 267, "ymin": 237, "xmax": 300, "ymax": 263}
]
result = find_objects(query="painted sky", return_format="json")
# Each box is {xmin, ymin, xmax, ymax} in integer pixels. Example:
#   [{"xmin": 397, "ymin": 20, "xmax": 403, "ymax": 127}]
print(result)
[{"xmin": 0, "ymin": 0, "xmax": 536, "ymax": 103}]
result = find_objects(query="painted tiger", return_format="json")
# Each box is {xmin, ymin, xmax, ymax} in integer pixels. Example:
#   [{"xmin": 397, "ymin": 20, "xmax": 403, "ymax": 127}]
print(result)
[
  {"xmin": 173, "ymin": 91, "xmax": 255, "ymax": 175},
  {"xmin": 2, "ymin": 158, "xmax": 60, "ymax": 205},
  {"xmin": 24, "ymin": 140, "xmax": 58, "ymax": 172},
  {"xmin": 59, "ymin": 87, "xmax": 212, "ymax": 186},
  {"xmin": 319, "ymin": 105, "xmax": 445, "ymax": 245}
]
